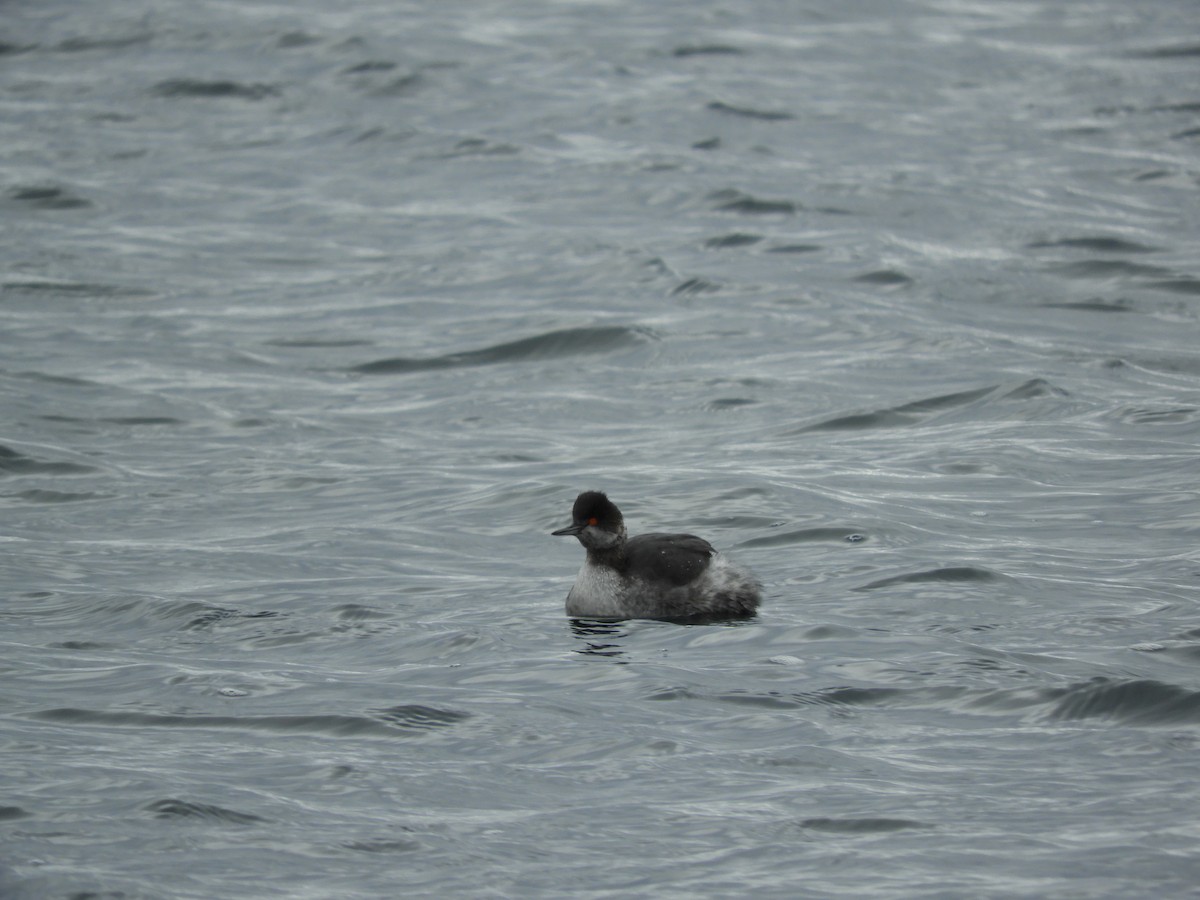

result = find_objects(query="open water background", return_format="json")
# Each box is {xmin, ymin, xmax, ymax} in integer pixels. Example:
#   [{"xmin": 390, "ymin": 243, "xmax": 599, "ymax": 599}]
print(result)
[{"xmin": 3, "ymin": 0, "xmax": 1200, "ymax": 896}]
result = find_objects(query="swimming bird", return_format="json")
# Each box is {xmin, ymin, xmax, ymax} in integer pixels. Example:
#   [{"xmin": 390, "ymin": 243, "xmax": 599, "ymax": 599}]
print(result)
[{"xmin": 552, "ymin": 490, "xmax": 761, "ymax": 621}]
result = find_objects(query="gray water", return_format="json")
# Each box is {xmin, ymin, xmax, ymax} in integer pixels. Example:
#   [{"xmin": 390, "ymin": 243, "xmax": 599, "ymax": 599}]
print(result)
[{"xmin": 3, "ymin": 0, "xmax": 1200, "ymax": 896}]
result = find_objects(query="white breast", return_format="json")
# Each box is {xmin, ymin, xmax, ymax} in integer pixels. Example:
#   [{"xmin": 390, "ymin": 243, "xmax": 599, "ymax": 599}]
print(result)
[{"xmin": 564, "ymin": 560, "xmax": 627, "ymax": 618}]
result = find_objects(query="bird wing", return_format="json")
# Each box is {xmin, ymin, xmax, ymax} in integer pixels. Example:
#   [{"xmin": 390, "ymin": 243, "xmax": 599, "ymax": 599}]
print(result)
[{"xmin": 624, "ymin": 533, "xmax": 715, "ymax": 587}]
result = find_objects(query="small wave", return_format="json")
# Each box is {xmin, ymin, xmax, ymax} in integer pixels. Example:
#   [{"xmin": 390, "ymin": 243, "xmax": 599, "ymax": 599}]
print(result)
[
  {"xmin": 440, "ymin": 138, "xmax": 521, "ymax": 158},
  {"xmin": 854, "ymin": 269, "xmax": 913, "ymax": 286},
  {"xmin": 1040, "ymin": 299, "xmax": 1133, "ymax": 313},
  {"xmin": 1148, "ymin": 277, "xmax": 1200, "ymax": 295},
  {"xmin": 854, "ymin": 566, "xmax": 1007, "ymax": 592},
  {"xmin": 741, "ymin": 527, "xmax": 867, "ymax": 548},
  {"xmin": 1047, "ymin": 259, "xmax": 1173, "ymax": 279},
  {"xmin": 42, "ymin": 414, "xmax": 184, "ymax": 427},
  {"xmin": 342, "ymin": 838, "xmax": 421, "ymax": 853},
  {"xmin": 184, "ymin": 606, "xmax": 280, "ymax": 631},
  {"xmin": 122, "ymin": 416, "xmax": 185, "ymax": 426},
  {"xmin": 1127, "ymin": 43, "xmax": 1200, "ymax": 59},
  {"xmin": 1027, "ymin": 236, "xmax": 1158, "ymax": 253},
  {"xmin": 803, "ymin": 686, "xmax": 914, "ymax": 707},
  {"xmin": 1047, "ymin": 678, "xmax": 1200, "ymax": 725},
  {"xmin": 151, "ymin": 79, "xmax": 280, "ymax": 100},
  {"xmin": 333, "ymin": 604, "xmax": 391, "ymax": 623},
  {"xmin": 2, "ymin": 279, "xmax": 153, "ymax": 297},
  {"xmin": 367, "ymin": 73, "xmax": 424, "ymax": 98},
  {"xmin": 145, "ymin": 798, "xmax": 267, "ymax": 825},
  {"xmin": 371, "ymin": 704, "xmax": 471, "ymax": 730},
  {"xmin": 352, "ymin": 325, "xmax": 653, "ymax": 375},
  {"xmin": 5, "ymin": 185, "xmax": 92, "ymax": 210},
  {"xmin": 9, "ymin": 489, "xmax": 104, "ymax": 503},
  {"xmin": 56, "ymin": 33, "xmax": 152, "ymax": 53},
  {"xmin": 1000, "ymin": 378, "xmax": 1062, "ymax": 400},
  {"xmin": 277, "ymin": 31, "xmax": 320, "ymax": 49},
  {"xmin": 799, "ymin": 817, "xmax": 929, "ymax": 834},
  {"xmin": 704, "ymin": 233, "xmax": 763, "ymax": 248},
  {"xmin": 265, "ymin": 337, "xmax": 374, "ymax": 348},
  {"xmin": 674, "ymin": 45, "xmax": 744, "ymax": 58},
  {"xmin": 1111, "ymin": 405, "xmax": 1198, "ymax": 426},
  {"xmin": 0, "ymin": 444, "xmax": 97, "ymax": 476},
  {"xmin": 705, "ymin": 397, "xmax": 758, "ymax": 410},
  {"xmin": 792, "ymin": 385, "xmax": 995, "ymax": 433},
  {"xmin": 790, "ymin": 379, "xmax": 1062, "ymax": 433},
  {"xmin": 718, "ymin": 678, "xmax": 1200, "ymax": 729},
  {"xmin": 341, "ymin": 60, "xmax": 399, "ymax": 75},
  {"xmin": 672, "ymin": 277, "xmax": 721, "ymax": 296},
  {"xmin": 31, "ymin": 706, "xmax": 467, "ymax": 737},
  {"xmin": 710, "ymin": 189, "xmax": 797, "ymax": 215},
  {"xmin": 717, "ymin": 686, "xmax": 913, "ymax": 710},
  {"xmin": 707, "ymin": 101, "xmax": 793, "ymax": 121},
  {"xmin": 766, "ymin": 243, "xmax": 822, "ymax": 254}
]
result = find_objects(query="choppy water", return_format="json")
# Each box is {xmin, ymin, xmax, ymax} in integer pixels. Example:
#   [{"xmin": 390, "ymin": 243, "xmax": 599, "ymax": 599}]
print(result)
[{"xmin": 3, "ymin": 0, "xmax": 1200, "ymax": 896}]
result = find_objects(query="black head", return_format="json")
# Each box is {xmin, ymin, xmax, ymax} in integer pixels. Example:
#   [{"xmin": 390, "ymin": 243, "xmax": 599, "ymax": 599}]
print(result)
[{"xmin": 552, "ymin": 490, "xmax": 626, "ymax": 550}]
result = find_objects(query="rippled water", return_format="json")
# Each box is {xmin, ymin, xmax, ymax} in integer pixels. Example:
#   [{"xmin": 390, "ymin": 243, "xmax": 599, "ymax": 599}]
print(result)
[{"xmin": 4, "ymin": 0, "xmax": 1200, "ymax": 897}]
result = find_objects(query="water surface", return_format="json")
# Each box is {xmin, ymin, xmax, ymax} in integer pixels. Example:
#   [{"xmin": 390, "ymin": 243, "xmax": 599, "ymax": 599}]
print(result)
[{"xmin": 3, "ymin": 0, "xmax": 1200, "ymax": 896}]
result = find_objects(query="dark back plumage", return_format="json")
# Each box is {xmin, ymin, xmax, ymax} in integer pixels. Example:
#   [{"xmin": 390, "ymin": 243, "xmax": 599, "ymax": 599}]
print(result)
[{"xmin": 623, "ymin": 533, "xmax": 714, "ymax": 586}]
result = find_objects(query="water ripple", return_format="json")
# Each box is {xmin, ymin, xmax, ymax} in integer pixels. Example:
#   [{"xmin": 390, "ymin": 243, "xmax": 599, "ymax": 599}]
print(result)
[
  {"xmin": 351, "ymin": 325, "xmax": 654, "ymax": 374},
  {"xmin": 0, "ymin": 444, "xmax": 97, "ymax": 475},
  {"xmin": 1046, "ymin": 678, "xmax": 1200, "ymax": 725},
  {"xmin": 145, "ymin": 798, "xmax": 267, "ymax": 825},
  {"xmin": 151, "ymin": 79, "xmax": 281, "ymax": 100},
  {"xmin": 30, "ymin": 706, "xmax": 469, "ymax": 738}
]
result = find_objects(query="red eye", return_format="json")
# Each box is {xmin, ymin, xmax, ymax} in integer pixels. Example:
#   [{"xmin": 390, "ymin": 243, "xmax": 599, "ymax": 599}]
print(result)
[{"xmin": 587, "ymin": 517, "xmax": 598, "ymax": 526}]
